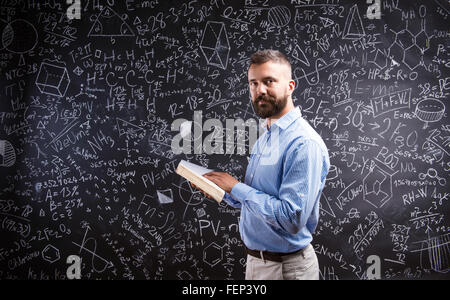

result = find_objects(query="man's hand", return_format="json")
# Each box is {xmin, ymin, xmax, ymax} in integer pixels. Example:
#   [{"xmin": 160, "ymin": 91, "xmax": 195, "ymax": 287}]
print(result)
[
  {"xmin": 203, "ymin": 171, "xmax": 239, "ymax": 194},
  {"xmin": 190, "ymin": 172, "xmax": 239, "ymax": 199}
]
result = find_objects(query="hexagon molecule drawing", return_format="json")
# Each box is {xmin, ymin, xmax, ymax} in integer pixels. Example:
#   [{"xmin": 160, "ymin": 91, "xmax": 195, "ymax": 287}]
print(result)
[
  {"xmin": 203, "ymin": 242, "xmax": 223, "ymax": 267},
  {"xmin": 42, "ymin": 244, "xmax": 60, "ymax": 263}
]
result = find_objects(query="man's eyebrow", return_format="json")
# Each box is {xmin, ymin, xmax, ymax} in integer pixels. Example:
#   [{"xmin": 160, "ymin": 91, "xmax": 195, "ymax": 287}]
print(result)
[
  {"xmin": 248, "ymin": 76, "xmax": 277, "ymax": 82},
  {"xmin": 261, "ymin": 76, "xmax": 277, "ymax": 82}
]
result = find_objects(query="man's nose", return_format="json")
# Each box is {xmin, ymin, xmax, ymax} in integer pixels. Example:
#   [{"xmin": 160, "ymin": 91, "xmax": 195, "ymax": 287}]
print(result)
[{"xmin": 256, "ymin": 83, "xmax": 267, "ymax": 95}]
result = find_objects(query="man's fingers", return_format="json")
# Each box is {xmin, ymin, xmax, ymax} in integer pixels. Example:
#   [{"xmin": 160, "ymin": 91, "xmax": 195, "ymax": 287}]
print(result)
[
  {"xmin": 204, "ymin": 171, "xmax": 217, "ymax": 176},
  {"xmin": 204, "ymin": 173, "xmax": 221, "ymax": 183},
  {"xmin": 204, "ymin": 171, "xmax": 222, "ymax": 177}
]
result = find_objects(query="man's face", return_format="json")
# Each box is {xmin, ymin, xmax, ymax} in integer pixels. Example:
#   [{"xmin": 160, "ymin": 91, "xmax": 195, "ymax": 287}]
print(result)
[{"xmin": 248, "ymin": 61, "xmax": 294, "ymax": 119}]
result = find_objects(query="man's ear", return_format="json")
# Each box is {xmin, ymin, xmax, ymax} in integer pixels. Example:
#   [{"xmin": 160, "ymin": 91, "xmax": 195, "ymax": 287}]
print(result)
[{"xmin": 288, "ymin": 79, "xmax": 296, "ymax": 95}]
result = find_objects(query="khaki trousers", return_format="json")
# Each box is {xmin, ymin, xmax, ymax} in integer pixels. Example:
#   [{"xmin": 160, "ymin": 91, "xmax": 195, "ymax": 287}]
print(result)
[{"xmin": 245, "ymin": 244, "xmax": 319, "ymax": 280}]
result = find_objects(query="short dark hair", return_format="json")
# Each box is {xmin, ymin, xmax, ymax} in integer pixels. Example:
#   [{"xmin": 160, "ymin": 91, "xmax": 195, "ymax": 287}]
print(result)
[{"xmin": 249, "ymin": 49, "xmax": 291, "ymax": 69}]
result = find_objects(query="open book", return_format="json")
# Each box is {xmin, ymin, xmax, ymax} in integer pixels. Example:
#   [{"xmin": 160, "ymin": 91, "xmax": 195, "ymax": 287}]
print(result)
[{"xmin": 176, "ymin": 160, "xmax": 225, "ymax": 203}]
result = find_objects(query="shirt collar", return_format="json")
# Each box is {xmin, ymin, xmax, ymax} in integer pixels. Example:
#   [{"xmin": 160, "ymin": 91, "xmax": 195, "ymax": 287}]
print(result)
[{"xmin": 261, "ymin": 106, "xmax": 302, "ymax": 131}]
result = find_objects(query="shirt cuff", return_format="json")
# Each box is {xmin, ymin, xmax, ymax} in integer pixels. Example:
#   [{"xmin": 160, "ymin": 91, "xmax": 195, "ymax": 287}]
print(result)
[
  {"xmin": 222, "ymin": 193, "xmax": 241, "ymax": 208},
  {"xmin": 230, "ymin": 182, "xmax": 253, "ymax": 202}
]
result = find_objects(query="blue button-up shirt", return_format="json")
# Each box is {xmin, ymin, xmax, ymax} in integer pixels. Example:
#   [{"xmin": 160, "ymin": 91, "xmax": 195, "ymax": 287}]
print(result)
[{"xmin": 223, "ymin": 107, "xmax": 330, "ymax": 253}]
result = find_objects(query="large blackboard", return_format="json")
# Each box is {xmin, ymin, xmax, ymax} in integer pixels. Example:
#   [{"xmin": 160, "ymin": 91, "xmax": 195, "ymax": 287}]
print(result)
[{"xmin": 0, "ymin": 0, "xmax": 448, "ymax": 280}]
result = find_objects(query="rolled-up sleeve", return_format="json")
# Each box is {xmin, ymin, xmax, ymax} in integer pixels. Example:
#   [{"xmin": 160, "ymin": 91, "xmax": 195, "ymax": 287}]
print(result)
[{"xmin": 222, "ymin": 191, "xmax": 242, "ymax": 209}]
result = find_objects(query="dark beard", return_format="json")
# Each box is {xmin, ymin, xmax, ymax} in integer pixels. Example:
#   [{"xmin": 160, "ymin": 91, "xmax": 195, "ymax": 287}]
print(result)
[{"xmin": 252, "ymin": 94, "xmax": 288, "ymax": 118}]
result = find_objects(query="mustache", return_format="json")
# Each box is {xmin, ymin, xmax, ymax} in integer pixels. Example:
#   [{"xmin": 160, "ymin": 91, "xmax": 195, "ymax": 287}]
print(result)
[{"xmin": 256, "ymin": 95, "xmax": 275, "ymax": 103}]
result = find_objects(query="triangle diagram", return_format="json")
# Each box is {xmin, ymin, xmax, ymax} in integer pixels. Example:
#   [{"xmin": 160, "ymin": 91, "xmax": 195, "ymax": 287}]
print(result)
[
  {"xmin": 133, "ymin": 16, "xmax": 142, "ymax": 25},
  {"xmin": 18, "ymin": 54, "xmax": 26, "ymax": 66},
  {"xmin": 116, "ymin": 118, "xmax": 145, "ymax": 139},
  {"xmin": 37, "ymin": 121, "xmax": 46, "ymax": 129},
  {"xmin": 319, "ymin": 17, "xmax": 334, "ymax": 28},
  {"xmin": 88, "ymin": 6, "xmax": 135, "ymax": 37},
  {"xmin": 319, "ymin": 193, "xmax": 336, "ymax": 218},
  {"xmin": 292, "ymin": 44, "xmax": 310, "ymax": 66},
  {"xmin": 157, "ymin": 189, "xmax": 174, "ymax": 204},
  {"xmin": 342, "ymin": 4, "xmax": 365, "ymax": 40}
]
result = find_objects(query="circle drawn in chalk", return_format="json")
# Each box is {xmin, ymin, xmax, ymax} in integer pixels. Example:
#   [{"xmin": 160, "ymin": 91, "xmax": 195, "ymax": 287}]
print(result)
[
  {"xmin": 267, "ymin": 6, "xmax": 291, "ymax": 28},
  {"xmin": 0, "ymin": 18, "xmax": 12, "ymax": 50},
  {"xmin": 4, "ymin": 19, "xmax": 38, "ymax": 54},
  {"xmin": 415, "ymin": 98, "xmax": 445, "ymax": 124},
  {"xmin": 178, "ymin": 179, "xmax": 204, "ymax": 207}
]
